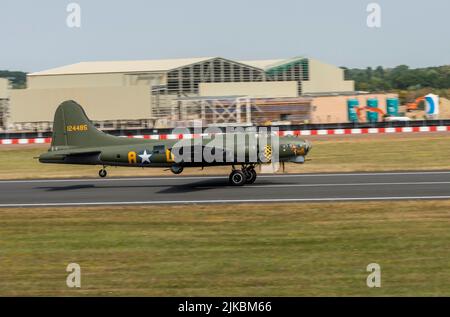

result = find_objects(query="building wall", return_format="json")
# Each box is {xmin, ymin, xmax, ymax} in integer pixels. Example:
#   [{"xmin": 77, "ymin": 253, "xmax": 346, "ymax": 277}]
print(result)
[
  {"xmin": 302, "ymin": 59, "xmax": 354, "ymax": 94},
  {"xmin": 10, "ymin": 57, "xmax": 360, "ymax": 127},
  {"xmin": 27, "ymin": 73, "xmax": 129, "ymax": 89},
  {"xmin": 199, "ymin": 81, "xmax": 298, "ymax": 98},
  {"xmin": 0, "ymin": 78, "xmax": 9, "ymax": 99},
  {"xmin": 311, "ymin": 93, "xmax": 398, "ymax": 123},
  {"xmin": 9, "ymin": 86, "xmax": 152, "ymax": 123},
  {"xmin": 436, "ymin": 97, "xmax": 450, "ymax": 120}
]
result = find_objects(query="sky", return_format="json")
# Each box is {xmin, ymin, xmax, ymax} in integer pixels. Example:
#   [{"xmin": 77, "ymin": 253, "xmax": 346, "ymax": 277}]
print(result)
[{"xmin": 0, "ymin": 0, "xmax": 449, "ymax": 72}]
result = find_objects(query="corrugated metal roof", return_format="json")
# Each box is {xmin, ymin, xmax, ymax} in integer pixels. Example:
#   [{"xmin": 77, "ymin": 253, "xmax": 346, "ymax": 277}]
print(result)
[
  {"xmin": 241, "ymin": 57, "xmax": 307, "ymax": 71},
  {"xmin": 29, "ymin": 57, "xmax": 216, "ymax": 76},
  {"xmin": 29, "ymin": 56, "xmax": 309, "ymax": 76},
  {"xmin": 239, "ymin": 59, "xmax": 284, "ymax": 70}
]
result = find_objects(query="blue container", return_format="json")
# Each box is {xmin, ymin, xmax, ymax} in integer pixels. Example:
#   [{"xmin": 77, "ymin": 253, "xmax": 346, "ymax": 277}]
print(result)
[
  {"xmin": 366, "ymin": 98, "xmax": 379, "ymax": 123},
  {"xmin": 347, "ymin": 99, "xmax": 359, "ymax": 122},
  {"xmin": 386, "ymin": 98, "xmax": 399, "ymax": 116}
]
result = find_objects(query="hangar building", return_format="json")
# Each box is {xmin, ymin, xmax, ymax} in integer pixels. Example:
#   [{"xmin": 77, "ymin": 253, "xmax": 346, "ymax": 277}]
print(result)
[
  {"xmin": 0, "ymin": 78, "xmax": 9, "ymax": 130},
  {"xmin": 9, "ymin": 56, "xmax": 356, "ymax": 129}
]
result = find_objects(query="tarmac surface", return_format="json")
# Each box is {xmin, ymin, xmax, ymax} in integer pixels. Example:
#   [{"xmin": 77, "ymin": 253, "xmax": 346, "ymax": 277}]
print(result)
[{"xmin": 0, "ymin": 171, "xmax": 450, "ymax": 207}]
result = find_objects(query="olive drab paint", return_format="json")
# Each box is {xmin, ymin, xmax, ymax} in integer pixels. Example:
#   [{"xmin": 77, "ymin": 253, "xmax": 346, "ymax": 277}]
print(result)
[{"xmin": 39, "ymin": 100, "xmax": 312, "ymax": 184}]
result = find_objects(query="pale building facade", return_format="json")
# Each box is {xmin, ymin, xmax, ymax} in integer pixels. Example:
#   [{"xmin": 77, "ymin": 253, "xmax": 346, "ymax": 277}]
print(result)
[
  {"xmin": 0, "ymin": 78, "xmax": 10, "ymax": 129},
  {"xmin": 9, "ymin": 56, "xmax": 356, "ymax": 129}
]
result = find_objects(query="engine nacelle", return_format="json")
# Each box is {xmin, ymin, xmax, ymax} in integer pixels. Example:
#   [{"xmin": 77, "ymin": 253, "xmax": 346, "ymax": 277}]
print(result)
[{"xmin": 289, "ymin": 156, "xmax": 305, "ymax": 164}]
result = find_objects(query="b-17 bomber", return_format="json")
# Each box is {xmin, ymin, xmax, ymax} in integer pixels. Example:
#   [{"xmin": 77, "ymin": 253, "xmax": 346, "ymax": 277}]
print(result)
[{"xmin": 39, "ymin": 100, "xmax": 312, "ymax": 186}]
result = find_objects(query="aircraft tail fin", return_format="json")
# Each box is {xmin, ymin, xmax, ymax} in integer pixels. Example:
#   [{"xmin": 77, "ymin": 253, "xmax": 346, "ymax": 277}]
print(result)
[{"xmin": 51, "ymin": 100, "xmax": 120, "ymax": 149}]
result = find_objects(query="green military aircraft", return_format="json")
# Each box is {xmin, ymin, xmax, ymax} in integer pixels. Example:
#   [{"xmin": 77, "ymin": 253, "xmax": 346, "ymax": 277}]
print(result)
[{"xmin": 39, "ymin": 100, "xmax": 311, "ymax": 186}]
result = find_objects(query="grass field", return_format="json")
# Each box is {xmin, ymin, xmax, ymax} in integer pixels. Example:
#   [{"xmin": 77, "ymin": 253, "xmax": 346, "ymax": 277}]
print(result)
[
  {"xmin": 0, "ymin": 133, "xmax": 449, "ymax": 179},
  {"xmin": 1, "ymin": 133, "xmax": 449, "ymax": 296},
  {"xmin": 1, "ymin": 201, "xmax": 450, "ymax": 296}
]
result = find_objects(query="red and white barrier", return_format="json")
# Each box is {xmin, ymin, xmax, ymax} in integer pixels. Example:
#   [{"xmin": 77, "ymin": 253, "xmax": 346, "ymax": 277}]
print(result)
[
  {"xmin": 1, "ymin": 126, "xmax": 449, "ymax": 145},
  {"xmin": 0, "ymin": 138, "xmax": 52, "ymax": 145},
  {"xmin": 277, "ymin": 125, "xmax": 450, "ymax": 136}
]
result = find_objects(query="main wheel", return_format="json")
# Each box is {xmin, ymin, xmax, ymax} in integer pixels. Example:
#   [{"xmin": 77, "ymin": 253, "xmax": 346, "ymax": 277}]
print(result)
[
  {"xmin": 99, "ymin": 169, "xmax": 107, "ymax": 178},
  {"xmin": 229, "ymin": 170, "xmax": 246, "ymax": 186},
  {"xmin": 244, "ymin": 168, "xmax": 257, "ymax": 184}
]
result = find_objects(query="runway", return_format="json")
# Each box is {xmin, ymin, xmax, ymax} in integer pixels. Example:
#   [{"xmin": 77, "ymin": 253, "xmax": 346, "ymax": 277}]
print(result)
[{"xmin": 0, "ymin": 171, "xmax": 450, "ymax": 207}]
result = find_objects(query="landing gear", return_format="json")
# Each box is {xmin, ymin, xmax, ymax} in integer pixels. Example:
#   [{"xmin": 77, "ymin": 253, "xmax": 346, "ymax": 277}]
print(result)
[
  {"xmin": 243, "ymin": 167, "xmax": 257, "ymax": 184},
  {"xmin": 228, "ymin": 165, "xmax": 257, "ymax": 186},
  {"xmin": 170, "ymin": 164, "xmax": 184, "ymax": 175},
  {"xmin": 99, "ymin": 168, "xmax": 107, "ymax": 178},
  {"xmin": 229, "ymin": 170, "xmax": 246, "ymax": 186}
]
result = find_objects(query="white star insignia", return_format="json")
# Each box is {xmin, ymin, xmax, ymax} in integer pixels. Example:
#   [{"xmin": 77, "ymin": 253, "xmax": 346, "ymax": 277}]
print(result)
[{"xmin": 139, "ymin": 150, "xmax": 152, "ymax": 164}]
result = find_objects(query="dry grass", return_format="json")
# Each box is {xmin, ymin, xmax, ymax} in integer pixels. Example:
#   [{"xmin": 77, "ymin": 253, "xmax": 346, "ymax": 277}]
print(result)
[{"xmin": 1, "ymin": 201, "xmax": 450, "ymax": 296}]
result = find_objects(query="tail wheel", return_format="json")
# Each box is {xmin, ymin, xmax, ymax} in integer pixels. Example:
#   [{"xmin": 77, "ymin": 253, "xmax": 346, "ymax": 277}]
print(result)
[
  {"xmin": 170, "ymin": 165, "xmax": 184, "ymax": 175},
  {"xmin": 99, "ymin": 169, "xmax": 107, "ymax": 178},
  {"xmin": 229, "ymin": 170, "xmax": 246, "ymax": 186},
  {"xmin": 244, "ymin": 168, "xmax": 257, "ymax": 184}
]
